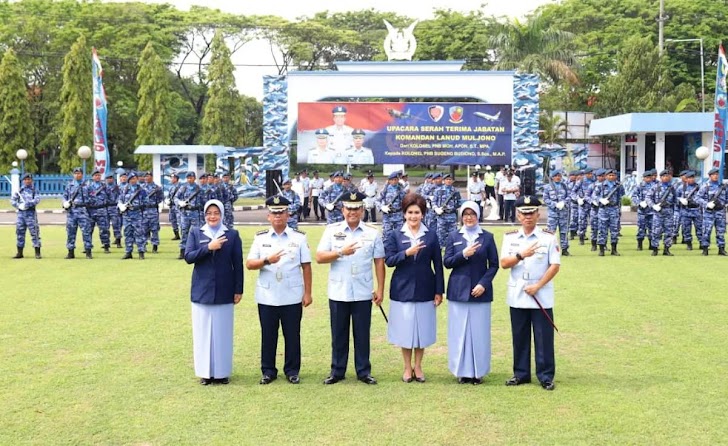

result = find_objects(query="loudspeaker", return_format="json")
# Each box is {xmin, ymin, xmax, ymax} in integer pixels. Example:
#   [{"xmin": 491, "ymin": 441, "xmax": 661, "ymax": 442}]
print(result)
[
  {"xmin": 266, "ymin": 169, "xmax": 283, "ymax": 198},
  {"xmin": 521, "ymin": 167, "xmax": 536, "ymax": 196}
]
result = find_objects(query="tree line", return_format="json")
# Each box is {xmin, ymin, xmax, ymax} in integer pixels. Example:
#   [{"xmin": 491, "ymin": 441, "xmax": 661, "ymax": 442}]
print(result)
[{"xmin": 0, "ymin": 0, "xmax": 723, "ymax": 172}]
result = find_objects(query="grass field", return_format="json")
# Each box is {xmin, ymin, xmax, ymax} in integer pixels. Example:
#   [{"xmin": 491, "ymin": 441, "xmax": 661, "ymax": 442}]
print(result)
[
  {"xmin": 1, "ymin": 225, "xmax": 727, "ymax": 445},
  {"xmin": 0, "ymin": 197, "xmax": 265, "ymax": 211}
]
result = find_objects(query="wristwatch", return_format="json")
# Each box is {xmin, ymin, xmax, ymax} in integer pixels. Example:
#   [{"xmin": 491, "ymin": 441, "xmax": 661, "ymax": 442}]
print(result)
[
  {"xmin": 263, "ymin": 257, "xmax": 270, "ymax": 265},
  {"xmin": 515, "ymin": 253, "xmax": 524, "ymax": 261}
]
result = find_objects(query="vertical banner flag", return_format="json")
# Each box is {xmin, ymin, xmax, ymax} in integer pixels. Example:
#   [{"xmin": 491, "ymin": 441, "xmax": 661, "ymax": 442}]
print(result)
[
  {"xmin": 92, "ymin": 48, "xmax": 110, "ymax": 175},
  {"xmin": 711, "ymin": 44, "xmax": 727, "ymax": 180}
]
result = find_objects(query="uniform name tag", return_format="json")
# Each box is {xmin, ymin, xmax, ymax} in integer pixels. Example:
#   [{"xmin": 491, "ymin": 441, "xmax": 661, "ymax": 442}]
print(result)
[
  {"xmin": 262, "ymin": 244, "xmax": 271, "ymax": 247},
  {"xmin": 454, "ymin": 241, "xmax": 463, "ymax": 246}
]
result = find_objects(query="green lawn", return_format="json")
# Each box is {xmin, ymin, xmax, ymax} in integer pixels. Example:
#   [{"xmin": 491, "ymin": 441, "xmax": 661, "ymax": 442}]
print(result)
[
  {"xmin": 1, "ymin": 225, "xmax": 726, "ymax": 445},
  {"xmin": 0, "ymin": 197, "xmax": 263, "ymax": 211}
]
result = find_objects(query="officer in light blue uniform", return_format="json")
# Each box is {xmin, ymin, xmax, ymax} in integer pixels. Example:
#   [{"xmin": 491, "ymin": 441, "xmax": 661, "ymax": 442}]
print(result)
[
  {"xmin": 675, "ymin": 171, "xmax": 702, "ymax": 251},
  {"xmin": 320, "ymin": 171, "xmax": 345, "ymax": 224},
  {"xmin": 316, "ymin": 191, "xmax": 386, "ymax": 385},
  {"xmin": 246, "ymin": 195, "xmax": 313, "ymax": 385},
  {"xmin": 87, "ymin": 169, "xmax": 111, "ymax": 254},
  {"xmin": 220, "ymin": 172, "xmax": 238, "ymax": 228},
  {"xmin": 574, "ymin": 167, "xmax": 594, "ymax": 245},
  {"xmin": 377, "ymin": 172, "xmax": 406, "ymax": 241},
  {"xmin": 673, "ymin": 170, "xmax": 689, "ymax": 243},
  {"xmin": 280, "ymin": 178, "xmax": 302, "ymax": 229},
  {"xmin": 118, "ymin": 172, "xmax": 148, "ymax": 259},
  {"xmin": 422, "ymin": 172, "xmax": 440, "ymax": 232},
  {"xmin": 11, "ymin": 173, "xmax": 42, "ymax": 259},
  {"xmin": 647, "ymin": 169, "xmax": 677, "ymax": 256},
  {"xmin": 166, "ymin": 173, "xmax": 182, "ymax": 240},
  {"xmin": 105, "ymin": 174, "xmax": 123, "ymax": 248},
  {"xmin": 141, "ymin": 172, "xmax": 163, "ymax": 253},
  {"xmin": 434, "ymin": 173, "xmax": 461, "ymax": 248},
  {"xmin": 543, "ymin": 170, "xmax": 571, "ymax": 255},
  {"xmin": 586, "ymin": 168, "xmax": 605, "ymax": 251},
  {"xmin": 566, "ymin": 170, "xmax": 580, "ymax": 238},
  {"xmin": 62, "ymin": 167, "xmax": 93, "ymax": 259},
  {"xmin": 631, "ymin": 169, "xmax": 656, "ymax": 250},
  {"xmin": 698, "ymin": 167, "xmax": 728, "ymax": 255},
  {"xmin": 500, "ymin": 195, "xmax": 561, "ymax": 391},
  {"xmin": 593, "ymin": 169, "xmax": 624, "ymax": 256},
  {"xmin": 175, "ymin": 171, "xmax": 205, "ymax": 259}
]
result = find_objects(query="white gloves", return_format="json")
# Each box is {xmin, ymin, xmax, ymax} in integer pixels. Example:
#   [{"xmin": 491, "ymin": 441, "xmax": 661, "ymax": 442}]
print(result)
[
  {"xmin": 679, "ymin": 198, "xmax": 688, "ymax": 206},
  {"xmin": 555, "ymin": 201, "xmax": 565, "ymax": 210},
  {"xmin": 434, "ymin": 207, "xmax": 444, "ymax": 215},
  {"xmin": 381, "ymin": 205, "xmax": 391, "ymax": 214},
  {"xmin": 426, "ymin": 201, "xmax": 432, "ymax": 209},
  {"xmin": 62, "ymin": 200, "xmax": 71, "ymax": 209},
  {"xmin": 164, "ymin": 198, "xmax": 171, "ymax": 206},
  {"xmin": 707, "ymin": 201, "xmax": 716, "ymax": 210},
  {"xmin": 117, "ymin": 203, "xmax": 128, "ymax": 213},
  {"xmin": 639, "ymin": 201, "xmax": 647, "ymax": 209},
  {"xmin": 599, "ymin": 198, "xmax": 609, "ymax": 206},
  {"xmin": 178, "ymin": 200, "xmax": 188, "ymax": 209},
  {"xmin": 653, "ymin": 204, "xmax": 662, "ymax": 212},
  {"xmin": 325, "ymin": 203, "xmax": 334, "ymax": 211},
  {"xmin": 18, "ymin": 203, "xmax": 27, "ymax": 211},
  {"xmin": 577, "ymin": 198, "xmax": 584, "ymax": 206}
]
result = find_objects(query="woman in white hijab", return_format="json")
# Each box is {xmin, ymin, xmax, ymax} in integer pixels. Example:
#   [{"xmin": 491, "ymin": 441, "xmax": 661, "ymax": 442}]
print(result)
[
  {"xmin": 443, "ymin": 201, "xmax": 499, "ymax": 384},
  {"xmin": 185, "ymin": 199, "xmax": 243, "ymax": 385}
]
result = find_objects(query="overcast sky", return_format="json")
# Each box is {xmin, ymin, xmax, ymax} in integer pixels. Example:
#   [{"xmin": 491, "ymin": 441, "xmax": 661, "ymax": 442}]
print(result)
[{"xmin": 141, "ymin": 0, "xmax": 555, "ymax": 98}]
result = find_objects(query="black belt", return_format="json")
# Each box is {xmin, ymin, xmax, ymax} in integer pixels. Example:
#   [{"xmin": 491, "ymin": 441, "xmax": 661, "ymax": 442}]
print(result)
[
  {"xmin": 143, "ymin": 205, "xmax": 158, "ymax": 209},
  {"xmin": 88, "ymin": 205, "xmax": 105, "ymax": 209},
  {"xmin": 186, "ymin": 207, "xmax": 200, "ymax": 211},
  {"xmin": 443, "ymin": 210, "xmax": 456, "ymax": 214},
  {"xmin": 20, "ymin": 206, "xmax": 35, "ymax": 211},
  {"xmin": 602, "ymin": 204, "xmax": 619, "ymax": 208},
  {"xmin": 71, "ymin": 204, "xmax": 86, "ymax": 208}
]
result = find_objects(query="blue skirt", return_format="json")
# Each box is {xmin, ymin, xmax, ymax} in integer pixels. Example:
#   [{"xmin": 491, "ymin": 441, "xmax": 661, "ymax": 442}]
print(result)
[
  {"xmin": 192, "ymin": 303, "xmax": 235, "ymax": 379},
  {"xmin": 387, "ymin": 300, "xmax": 437, "ymax": 348},
  {"xmin": 447, "ymin": 300, "xmax": 491, "ymax": 379}
]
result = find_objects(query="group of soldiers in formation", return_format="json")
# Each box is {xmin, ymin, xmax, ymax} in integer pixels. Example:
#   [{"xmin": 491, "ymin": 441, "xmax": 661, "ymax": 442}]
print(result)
[
  {"xmin": 10, "ymin": 168, "xmax": 238, "ymax": 260},
  {"xmin": 543, "ymin": 166, "xmax": 728, "ymax": 257},
  {"xmin": 10, "ymin": 164, "xmax": 727, "ymax": 259}
]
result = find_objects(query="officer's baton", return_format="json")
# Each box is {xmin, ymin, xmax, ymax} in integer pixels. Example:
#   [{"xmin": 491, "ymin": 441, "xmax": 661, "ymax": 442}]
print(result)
[
  {"xmin": 529, "ymin": 294, "xmax": 559, "ymax": 334},
  {"xmin": 379, "ymin": 305, "xmax": 389, "ymax": 324},
  {"xmin": 272, "ymin": 179, "xmax": 284, "ymax": 196}
]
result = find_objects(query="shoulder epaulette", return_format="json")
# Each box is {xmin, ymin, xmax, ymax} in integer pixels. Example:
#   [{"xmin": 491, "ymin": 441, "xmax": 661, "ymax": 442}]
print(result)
[
  {"xmin": 293, "ymin": 228, "xmax": 306, "ymax": 235},
  {"xmin": 542, "ymin": 229, "xmax": 555, "ymax": 235},
  {"xmin": 256, "ymin": 229, "xmax": 268, "ymax": 236},
  {"xmin": 504, "ymin": 229, "xmax": 518, "ymax": 235}
]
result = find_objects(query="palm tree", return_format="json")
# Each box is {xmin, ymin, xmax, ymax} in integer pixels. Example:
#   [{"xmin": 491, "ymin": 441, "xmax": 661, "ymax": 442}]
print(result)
[
  {"xmin": 490, "ymin": 13, "xmax": 578, "ymax": 85},
  {"xmin": 539, "ymin": 111, "xmax": 568, "ymax": 146}
]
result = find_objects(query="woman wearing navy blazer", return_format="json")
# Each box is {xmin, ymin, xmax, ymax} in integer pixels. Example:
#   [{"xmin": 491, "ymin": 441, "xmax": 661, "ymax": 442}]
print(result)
[
  {"xmin": 185, "ymin": 199, "xmax": 243, "ymax": 385},
  {"xmin": 384, "ymin": 193, "xmax": 444, "ymax": 383},
  {"xmin": 443, "ymin": 201, "xmax": 499, "ymax": 384}
]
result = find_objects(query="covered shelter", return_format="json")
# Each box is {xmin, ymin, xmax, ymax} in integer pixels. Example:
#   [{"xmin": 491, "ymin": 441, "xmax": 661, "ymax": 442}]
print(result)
[
  {"xmin": 588, "ymin": 112, "xmax": 716, "ymax": 179},
  {"xmin": 134, "ymin": 145, "xmax": 229, "ymax": 190}
]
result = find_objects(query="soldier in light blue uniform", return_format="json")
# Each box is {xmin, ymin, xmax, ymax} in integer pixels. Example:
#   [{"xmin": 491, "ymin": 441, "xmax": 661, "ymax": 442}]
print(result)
[
  {"xmin": 87, "ymin": 170, "xmax": 111, "ymax": 254},
  {"xmin": 220, "ymin": 172, "xmax": 238, "ymax": 228},
  {"xmin": 631, "ymin": 169, "xmax": 656, "ymax": 250},
  {"xmin": 175, "ymin": 171, "xmax": 205, "ymax": 259},
  {"xmin": 62, "ymin": 167, "xmax": 93, "ymax": 259},
  {"xmin": 592, "ymin": 169, "xmax": 624, "ymax": 256},
  {"xmin": 377, "ymin": 172, "xmax": 406, "ymax": 241},
  {"xmin": 698, "ymin": 167, "xmax": 728, "ymax": 256},
  {"xmin": 316, "ymin": 191, "xmax": 386, "ymax": 385},
  {"xmin": 673, "ymin": 170, "xmax": 689, "ymax": 243},
  {"xmin": 11, "ymin": 173, "xmax": 42, "ymax": 259},
  {"xmin": 280, "ymin": 178, "xmax": 302, "ymax": 229},
  {"xmin": 166, "ymin": 173, "xmax": 182, "ymax": 240},
  {"xmin": 647, "ymin": 169, "xmax": 677, "ymax": 256},
  {"xmin": 118, "ymin": 172, "xmax": 148, "ymax": 259},
  {"xmin": 321, "ymin": 171, "xmax": 345, "ymax": 224},
  {"xmin": 586, "ymin": 168, "xmax": 605, "ymax": 251},
  {"xmin": 675, "ymin": 171, "xmax": 702, "ymax": 251},
  {"xmin": 433, "ymin": 173, "xmax": 461, "ymax": 248},
  {"xmin": 105, "ymin": 174, "xmax": 122, "ymax": 248},
  {"xmin": 142, "ymin": 172, "xmax": 163, "ymax": 253},
  {"xmin": 543, "ymin": 170, "xmax": 571, "ymax": 255},
  {"xmin": 500, "ymin": 195, "xmax": 561, "ymax": 391},
  {"xmin": 246, "ymin": 195, "xmax": 313, "ymax": 385},
  {"xmin": 574, "ymin": 167, "xmax": 594, "ymax": 245},
  {"xmin": 565, "ymin": 170, "xmax": 580, "ymax": 239},
  {"xmin": 423, "ymin": 172, "xmax": 441, "ymax": 233}
]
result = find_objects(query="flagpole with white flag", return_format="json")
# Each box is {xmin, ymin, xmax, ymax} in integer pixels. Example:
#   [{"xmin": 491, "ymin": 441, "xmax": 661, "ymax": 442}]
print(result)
[
  {"xmin": 92, "ymin": 48, "xmax": 110, "ymax": 175},
  {"xmin": 711, "ymin": 44, "xmax": 727, "ymax": 181}
]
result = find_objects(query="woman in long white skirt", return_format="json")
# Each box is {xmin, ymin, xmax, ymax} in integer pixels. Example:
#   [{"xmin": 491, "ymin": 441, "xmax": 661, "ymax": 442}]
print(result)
[
  {"xmin": 443, "ymin": 201, "xmax": 499, "ymax": 384},
  {"xmin": 185, "ymin": 199, "xmax": 243, "ymax": 385}
]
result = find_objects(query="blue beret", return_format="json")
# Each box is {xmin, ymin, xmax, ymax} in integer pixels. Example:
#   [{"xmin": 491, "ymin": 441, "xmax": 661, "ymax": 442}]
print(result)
[
  {"xmin": 91, "ymin": 169, "xmax": 101, "ymax": 176},
  {"xmin": 594, "ymin": 168, "xmax": 606, "ymax": 176},
  {"xmin": 684, "ymin": 171, "xmax": 695, "ymax": 178},
  {"xmin": 708, "ymin": 167, "xmax": 720, "ymax": 175},
  {"xmin": 659, "ymin": 169, "xmax": 671, "ymax": 176},
  {"xmin": 432, "ymin": 172, "xmax": 443, "ymax": 179},
  {"xmin": 343, "ymin": 173, "xmax": 352, "ymax": 180},
  {"xmin": 22, "ymin": 173, "xmax": 32, "ymax": 180},
  {"xmin": 549, "ymin": 170, "xmax": 562, "ymax": 178},
  {"xmin": 351, "ymin": 129, "xmax": 365, "ymax": 136},
  {"xmin": 642, "ymin": 171, "xmax": 652, "ymax": 178},
  {"xmin": 332, "ymin": 105, "xmax": 347, "ymax": 114},
  {"xmin": 606, "ymin": 169, "xmax": 617, "ymax": 175},
  {"xmin": 515, "ymin": 195, "xmax": 542, "ymax": 213},
  {"xmin": 388, "ymin": 172, "xmax": 399, "ymax": 180},
  {"xmin": 170, "ymin": 173, "xmax": 179, "ymax": 179},
  {"xmin": 582, "ymin": 167, "xmax": 594, "ymax": 174},
  {"xmin": 333, "ymin": 171, "xmax": 342, "ymax": 177},
  {"xmin": 315, "ymin": 128, "xmax": 329, "ymax": 137},
  {"xmin": 678, "ymin": 170, "xmax": 689, "ymax": 177},
  {"xmin": 443, "ymin": 173, "xmax": 453, "ymax": 180},
  {"xmin": 128, "ymin": 172, "xmax": 138, "ymax": 180},
  {"xmin": 568, "ymin": 170, "xmax": 580, "ymax": 176},
  {"xmin": 185, "ymin": 171, "xmax": 196, "ymax": 178},
  {"xmin": 105, "ymin": 173, "xmax": 113, "ymax": 179},
  {"xmin": 72, "ymin": 167, "xmax": 82, "ymax": 173},
  {"xmin": 282, "ymin": 178, "xmax": 291, "ymax": 185}
]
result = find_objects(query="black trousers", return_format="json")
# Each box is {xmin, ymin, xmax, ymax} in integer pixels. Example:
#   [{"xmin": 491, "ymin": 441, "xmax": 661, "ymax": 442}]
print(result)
[
  {"xmin": 302, "ymin": 197, "xmax": 310, "ymax": 218},
  {"xmin": 312, "ymin": 196, "xmax": 321, "ymax": 219},
  {"xmin": 258, "ymin": 303, "xmax": 303, "ymax": 378},
  {"xmin": 364, "ymin": 207, "xmax": 377, "ymax": 223},
  {"xmin": 329, "ymin": 299, "xmax": 372, "ymax": 378},
  {"xmin": 485, "ymin": 185, "xmax": 496, "ymax": 200},
  {"xmin": 509, "ymin": 307, "xmax": 555, "ymax": 383},
  {"xmin": 498, "ymin": 194, "xmax": 505, "ymax": 219},
  {"xmin": 504, "ymin": 200, "xmax": 516, "ymax": 222}
]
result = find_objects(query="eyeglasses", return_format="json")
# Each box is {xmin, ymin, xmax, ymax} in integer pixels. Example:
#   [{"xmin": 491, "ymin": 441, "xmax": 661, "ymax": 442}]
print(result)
[
  {"xmin": 462, "ymin": 212, "xmax": 477, "ymax": 217},
  {"xmin": 205, "ymin": 212, "xmax": 221, "ymax": 216}
]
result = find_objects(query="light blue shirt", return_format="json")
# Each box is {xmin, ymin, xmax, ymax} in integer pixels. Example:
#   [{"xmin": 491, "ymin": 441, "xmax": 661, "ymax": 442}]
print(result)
[{"xmin": 317, "ymin": 221, "xmax": 385, "ymax": 302}]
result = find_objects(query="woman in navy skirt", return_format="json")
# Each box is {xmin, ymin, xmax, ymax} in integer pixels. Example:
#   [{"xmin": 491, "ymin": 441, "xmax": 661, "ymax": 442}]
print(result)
[
  {"xmin": 443, "ymin": 201, "xmax": 499, "ymax": 384},
  {"xmin": 384, "ymin": 193, "xmax": 444, "ymax": 383}
]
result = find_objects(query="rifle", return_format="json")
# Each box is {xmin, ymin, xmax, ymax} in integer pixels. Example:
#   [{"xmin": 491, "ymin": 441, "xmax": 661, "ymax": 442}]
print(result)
[
  {"xmin": 598, "ymin": 181, "xmax": 622, "ymax": 207},
  {"xmin": 119, "ymin": 187, "xmax": 143, "ymax": 214},
  {"xmin": 181, "ymin": 187, "xmax": 202, "ymax": 210},
  {"xmin": 656, "ymin": 184, "xmax": 674, "ymax": 209},
  {"xmin": 63, "ymin": 183, "xmax": 83, "ymax": 209},
  {"xmin": 680, "ymin": 184, "xmax": 700, "ymax": 208},
  {"xmin": 706, "ymin": 183, "xmax": 728, "ymax": 210}
]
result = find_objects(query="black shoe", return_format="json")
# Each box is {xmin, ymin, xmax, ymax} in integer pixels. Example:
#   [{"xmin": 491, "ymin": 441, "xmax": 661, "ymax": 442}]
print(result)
[
  {"xmin": 540, "ymin": 381, "xmax": 556, "ymax": 391},
  {"xmin": 719, "ymin": 247, "xmax": 727, "ymax": 256},
  {"xmin": 114, "ymin": 238, "xmax": 122, "ymax": 248},
  {"xmin": 34, "ymin": 247, "xmax": 41, "ymax": 259},
  {"xmin": 358, "ymin": 375, "xmax": 378, "ymax": 385},
  {"xmin": 287, "ymin": 375, "xmax": 300, "ymax": 384},
  {"xmin": 591, "ymin": 240, "xmax": 597, "ymax": 252},
  {"xmin": 457, "ymin": 377, "xmax": 472, "ymax": 384},
  {"xmin": 199, "ymin": 378, "xmax": 213, "ymax": 386},
  {"xmin": 402, "ymin": 375, "xmax": 414, "ymax": 383},
  {"xmin": 663, "ymin": 247, "xmax": 673, "ymax": 256},
  {"xmin": 570, "ymin": 230, "xmax": 576, "ymax": 240},
  {"xmin": 172, "ymin": 230, "xmax": 180, "ymax": 240},
  {"xmin": 152, "ymin": 245, "xmax": 158, "ymax": 253},
  {"xmin": 214, "ymin": 377, "xmax": 230, "ymax": 385},
  {"xmin": 138, "ymin": 252, "xmax": 145, "ymax": 260},
  {"xmin": 323, "ymin": 375, "xmax": 344, "ymax": 385},
  {"xmin": 65, "ymin": 249, "xmax": 75, "ymax": 259},
  {"xmin": 177, "ymin": 249, "xmax": 185, "ymax": 260},
  {"xmin": 259, "ymin": 375, "xmax": 276, "ymax": 385},
  {"xmin": 85, "ymin": 249, "xmax": 93, "ymax": 259},
  {"xmin": 122, "ymin": 252, "xmax": 133, "ymax": 259},
  {"xmin": 680, "ymin": 238, "xmax": 686, "ymax": 244},
  {"xmin": 103, "ymin": 245, "xmax": 110, "ymax": 254},
  {"xmin": 651, "ymin": 248, "xmax": 658, "ymax": 256},
  {"xmin": 505, "ymin": 376, "xmax": 531, "ymax": 386},
  {"xmin": 561, "ymin": 249, "xmax": 570, "ymax": 256},
  {"xmin": 471, "ymin": 378, "xmax": 483, "ymax": 385},
  {"xmin": 702, "ymin": 247, "xmax": 709, "ymax": 256},
  {"xmin": 611, "ymin": 243, "xmax": 620, "ymax": 256},
  {"xmin": 637, "ymin": 240, "xmax": 643, "ymax": 251},
  {"xmin": 686, "ymin": 241, "xmax": 693, "ymax": 251},
  {"xmin": 579, "ymin": 236, "xmax": 585, "ymax": 245},
  {"xmin": 598, "ymin": 245, "xmax": 605, "ymax": 256},
  {"xmin": 13, "ymin": 247, "xmax": 23, "ymax": 259}
]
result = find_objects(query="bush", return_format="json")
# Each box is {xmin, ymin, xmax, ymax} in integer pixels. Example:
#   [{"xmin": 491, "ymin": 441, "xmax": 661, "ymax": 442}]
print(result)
[{"xmin": 621, "ymin": 196, "xmax": 632, "ymax": 206}]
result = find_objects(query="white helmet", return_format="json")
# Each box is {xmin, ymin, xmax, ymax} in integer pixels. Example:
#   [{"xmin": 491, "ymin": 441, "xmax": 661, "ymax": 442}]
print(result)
[{"xmin": 485, "ymin": 165, "xmax": 492, "ymax": 171}]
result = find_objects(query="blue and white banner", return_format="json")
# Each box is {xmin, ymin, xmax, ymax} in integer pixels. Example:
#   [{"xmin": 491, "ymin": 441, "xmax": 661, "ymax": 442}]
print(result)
[
  {"xmin": 711, "ymin": 44, "xmax": 727, "ymax": 180},
  {"xmin": 92, "ymin": 48, "xmax": 110, "ymax": 175}
]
